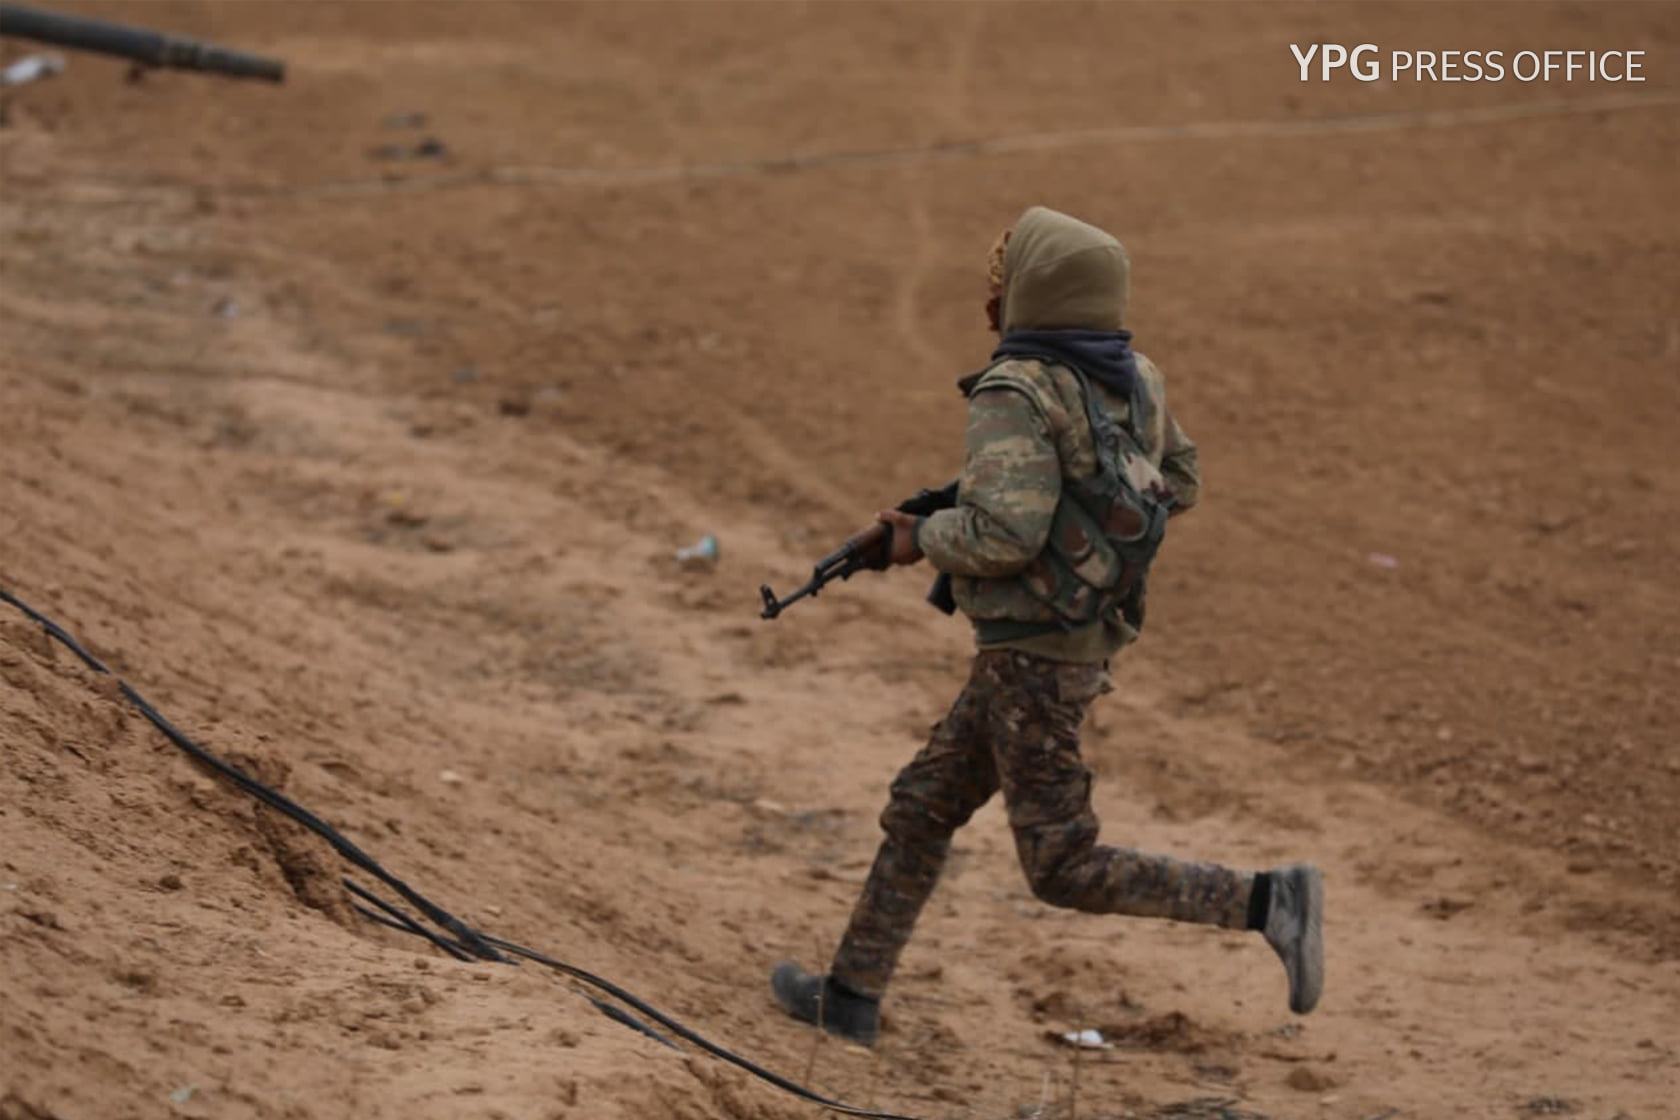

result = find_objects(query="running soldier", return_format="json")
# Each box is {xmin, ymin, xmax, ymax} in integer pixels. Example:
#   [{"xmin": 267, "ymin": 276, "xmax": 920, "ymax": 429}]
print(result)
[{"xmin": 770, "ymin": 207, "xmax": 1324, "ymax": 1046}]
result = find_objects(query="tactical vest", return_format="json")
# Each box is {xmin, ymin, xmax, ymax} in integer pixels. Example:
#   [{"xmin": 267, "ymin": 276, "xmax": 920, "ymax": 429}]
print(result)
[{"xmin": 967, "ymin": 357, "xmax": 1174, "ymax": 644}]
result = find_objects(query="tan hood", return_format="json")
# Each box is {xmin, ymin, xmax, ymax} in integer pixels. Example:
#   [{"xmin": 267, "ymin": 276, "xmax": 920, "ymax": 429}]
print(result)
[{"xmin": 999, "ymin": 206, "xmax": 1130, "ymax": 332}]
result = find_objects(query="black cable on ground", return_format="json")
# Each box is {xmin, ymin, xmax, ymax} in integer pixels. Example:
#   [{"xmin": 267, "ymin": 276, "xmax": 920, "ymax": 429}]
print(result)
[
  {"xmin": 343, "ymin": 878, "xmax": 476, "ymax": 962},
  {"xmin": 0, "ymin": 587, "xmax": 933, "ymax": 1120},
  {"xmin": 586, "ymin": 996, "xmax": 680, "ymax": 1050}
]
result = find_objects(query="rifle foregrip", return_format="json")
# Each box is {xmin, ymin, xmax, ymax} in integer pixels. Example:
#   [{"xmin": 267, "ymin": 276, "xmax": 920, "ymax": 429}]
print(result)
[{"xmin": 847, "ymin": 523, "xmax": 891, "ymax": 571}]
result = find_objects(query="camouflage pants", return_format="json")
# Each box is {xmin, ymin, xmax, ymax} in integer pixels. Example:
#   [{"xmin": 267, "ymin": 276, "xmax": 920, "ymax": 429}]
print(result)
[{"xmin": 830, "ymin": 650, "xmax": 1254, "ymax": 1001}]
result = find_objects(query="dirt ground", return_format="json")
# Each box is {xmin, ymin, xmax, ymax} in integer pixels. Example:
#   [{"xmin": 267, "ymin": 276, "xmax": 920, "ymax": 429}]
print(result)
[{"xmin": 3, "ymin": 3, "xmax": 1679, "ymax": 1119}]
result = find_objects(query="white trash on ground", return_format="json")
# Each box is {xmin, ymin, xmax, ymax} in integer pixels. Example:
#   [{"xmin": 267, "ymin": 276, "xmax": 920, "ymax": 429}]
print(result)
[
  {"xmin": 676, "ymin": 535, "xmax": 720, "ymax": 572},
  {"xmin": 1058, "ymin": 1028, "xmax": 1113, "ymax": 1050},
  {"xmin": 1, "ymin": 53, "xmax": 66, "ymax": 87}
]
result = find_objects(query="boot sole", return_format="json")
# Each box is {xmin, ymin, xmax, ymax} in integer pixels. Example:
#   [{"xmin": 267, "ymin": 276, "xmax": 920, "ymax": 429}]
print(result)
[{"xmin": 1288, "ymin": 866, "xmax": 1325, "ymax": 1014}]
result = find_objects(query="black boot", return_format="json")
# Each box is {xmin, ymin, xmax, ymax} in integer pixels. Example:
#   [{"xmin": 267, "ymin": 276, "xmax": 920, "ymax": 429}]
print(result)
[{"xmin": 769, "ymin": 961, "xmax": 880, "ymax": 1046}]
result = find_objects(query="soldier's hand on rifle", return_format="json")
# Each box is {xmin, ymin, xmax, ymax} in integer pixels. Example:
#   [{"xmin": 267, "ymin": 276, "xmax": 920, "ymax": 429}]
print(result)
[{"xmin": 875, "ymin": 510, "xmax": 925, "ymax": 566}]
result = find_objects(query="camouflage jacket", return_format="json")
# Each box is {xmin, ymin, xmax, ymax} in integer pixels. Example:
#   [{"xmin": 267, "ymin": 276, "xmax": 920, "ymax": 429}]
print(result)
[
  {"xmin": 915, "ymin": 355, "xmax": 1198, "ymax": 662},
  {"xmin": 912, "ymin": 206, "xmax": 1199, "ymax": 663}
]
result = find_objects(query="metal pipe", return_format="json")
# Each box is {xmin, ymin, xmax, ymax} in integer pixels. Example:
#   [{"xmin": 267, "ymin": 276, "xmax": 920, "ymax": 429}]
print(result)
[{"xmin": 0, "ymin": 2, "xmax": 284, "ymax": 83}]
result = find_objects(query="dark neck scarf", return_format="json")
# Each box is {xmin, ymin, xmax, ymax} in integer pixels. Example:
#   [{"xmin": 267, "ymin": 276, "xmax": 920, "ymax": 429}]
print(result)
[{"xmin": 989, "ymin": 328, "xmax": 1138, "ymax": 396}]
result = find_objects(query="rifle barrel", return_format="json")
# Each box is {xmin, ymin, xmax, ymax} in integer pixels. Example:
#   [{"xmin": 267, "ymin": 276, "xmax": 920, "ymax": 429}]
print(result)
[{"xmin": 0, "ymin": 3, "xmax": 285, "ymax": 83}]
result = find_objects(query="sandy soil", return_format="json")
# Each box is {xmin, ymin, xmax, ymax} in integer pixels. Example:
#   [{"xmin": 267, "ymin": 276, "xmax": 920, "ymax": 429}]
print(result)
[{"xmin": 3, "ymin": 4, "xmax": 1678, "ymax": 1119}]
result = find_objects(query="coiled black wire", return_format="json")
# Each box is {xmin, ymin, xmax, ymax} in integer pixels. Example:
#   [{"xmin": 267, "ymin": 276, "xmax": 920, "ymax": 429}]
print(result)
[{"xmin": 0, "ymin": 587, "xmax": 930, "ymax": 1120}]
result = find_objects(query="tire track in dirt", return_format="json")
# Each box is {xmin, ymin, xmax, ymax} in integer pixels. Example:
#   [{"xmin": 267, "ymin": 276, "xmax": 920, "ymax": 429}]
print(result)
[
  {"xmin": 892, "ymin": 5, "xmax": 984, "ymax": 392},
  {"xmin": 51, "ymin": 90, "xmax": 1675, "ymax": 203}
]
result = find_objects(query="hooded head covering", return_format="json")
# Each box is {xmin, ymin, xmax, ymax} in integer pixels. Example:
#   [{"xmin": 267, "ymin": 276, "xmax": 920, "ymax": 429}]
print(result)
[
  {"xmin": 998, "ymin": 206, "xmax": 1130, "ymax": 331},
  {"xmin": 987, "ymin": 206, "xmax": 1138, "ymax": 396}
]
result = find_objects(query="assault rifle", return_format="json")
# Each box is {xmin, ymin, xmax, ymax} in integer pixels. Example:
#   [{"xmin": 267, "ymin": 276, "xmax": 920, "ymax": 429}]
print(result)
[
  {"xmin": 759, "ymin": 482, "xmax": 959, "ymax": 620},
  {"xmin": 0, "ymin": 3, "xmax": 286, "ymax": 83}
]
